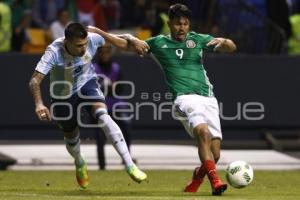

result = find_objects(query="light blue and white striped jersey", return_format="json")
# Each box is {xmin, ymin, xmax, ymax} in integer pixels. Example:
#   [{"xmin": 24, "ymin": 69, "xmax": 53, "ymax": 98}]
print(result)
[{"xmin": 35, "ymin": 32, "xmax": 105, "ymax": 98}]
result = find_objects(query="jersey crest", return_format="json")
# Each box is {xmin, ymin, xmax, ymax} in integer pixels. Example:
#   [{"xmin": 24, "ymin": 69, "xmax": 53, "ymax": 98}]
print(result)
[{"xmin": 186, "ymin": 40, "xmax": 196, "ymax": 48}]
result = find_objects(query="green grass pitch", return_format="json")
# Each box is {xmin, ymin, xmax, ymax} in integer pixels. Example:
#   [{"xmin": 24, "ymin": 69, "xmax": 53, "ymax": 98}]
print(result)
[{"xmin": 0, "ymin": 170, "xmax": 299, "ymax": 200}]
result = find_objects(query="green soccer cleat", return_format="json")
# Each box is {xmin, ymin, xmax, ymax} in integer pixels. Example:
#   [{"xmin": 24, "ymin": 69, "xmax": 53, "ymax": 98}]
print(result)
[
  {"xmin": 75, "ymin": 161, "xmax": 89, "ymax": 189},
  {"xmin": 126, "ymin": 164, "xmax": 147, "ymax": 183}
]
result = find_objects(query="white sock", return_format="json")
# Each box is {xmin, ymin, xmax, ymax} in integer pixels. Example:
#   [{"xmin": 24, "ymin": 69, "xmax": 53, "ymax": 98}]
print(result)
[
  {"xmin": 95, "ymin": 108, "xmax": 134, "ymax": 168},
  {"xmin": 64, "ymin": 134, "xmax": 84, "ymax": 167}
]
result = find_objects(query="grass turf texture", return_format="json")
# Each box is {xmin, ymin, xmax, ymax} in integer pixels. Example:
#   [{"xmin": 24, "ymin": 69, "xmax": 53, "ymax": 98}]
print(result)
[{"xmin": 0, "ymin": 170, "xmax": 299, "ymax": 200}]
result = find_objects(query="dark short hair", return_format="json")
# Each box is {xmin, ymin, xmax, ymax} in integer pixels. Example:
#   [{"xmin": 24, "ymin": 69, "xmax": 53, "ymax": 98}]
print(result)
[
  {"xmin": 65, "ymin": 22, "xmax": 87, "ymax": 40},
  {"xmin": 168, "ymin": 4, "xmax": 191, "ymax": 20}
]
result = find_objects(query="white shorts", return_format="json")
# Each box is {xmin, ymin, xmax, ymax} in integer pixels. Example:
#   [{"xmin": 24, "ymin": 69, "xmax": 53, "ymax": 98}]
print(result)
[{"xmin": 173, "ymin": 94, "xmax": 222, "ymax": 140}]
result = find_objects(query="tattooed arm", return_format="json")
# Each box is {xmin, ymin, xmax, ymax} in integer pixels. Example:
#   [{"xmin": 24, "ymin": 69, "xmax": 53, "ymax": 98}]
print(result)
[{"xmin": 29, "ymin": 71, "xmax": 51, "ymax": 121}]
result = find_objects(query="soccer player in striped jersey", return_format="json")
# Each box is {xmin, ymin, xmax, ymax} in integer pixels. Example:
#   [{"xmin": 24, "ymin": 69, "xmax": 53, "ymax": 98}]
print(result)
[{"xmin": 29, "ymin": 23, "xmax": 149, "ymax": 189}]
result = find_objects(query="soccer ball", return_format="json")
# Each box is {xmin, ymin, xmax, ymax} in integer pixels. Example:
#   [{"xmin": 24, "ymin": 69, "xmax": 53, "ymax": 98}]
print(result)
[{"xmin": 225, "ymin": 160, "xmax": 254, "ymax": 188}]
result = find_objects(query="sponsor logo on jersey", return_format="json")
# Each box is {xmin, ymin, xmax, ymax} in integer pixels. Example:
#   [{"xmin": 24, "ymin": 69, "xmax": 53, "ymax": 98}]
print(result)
[{"xmin": 186, "ymin": 40, "xmax": 196, "ymax": 48}]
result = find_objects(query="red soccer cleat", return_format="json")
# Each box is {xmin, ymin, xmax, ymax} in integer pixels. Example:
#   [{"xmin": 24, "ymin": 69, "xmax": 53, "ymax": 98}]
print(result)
[
  {"xmin": 184, "ymin": 167, "xmax": 204, "ymax": 193},
  {"xmin": 211, "ymin": 179, "xmax": 227, "ymax": 196}
]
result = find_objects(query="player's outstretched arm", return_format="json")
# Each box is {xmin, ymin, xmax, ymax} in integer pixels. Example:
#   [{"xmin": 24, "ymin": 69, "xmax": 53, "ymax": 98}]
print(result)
[
  {"xmin": 87, "ymin": 26, "xmax": 149, "ymax": 56},
  {"xmin": 29, "ymin": 70, "xmax": 51, "ymax": 121},
  {"xmin": 207, "ymin": 38, "xmax": 237, "ymax": 53}
]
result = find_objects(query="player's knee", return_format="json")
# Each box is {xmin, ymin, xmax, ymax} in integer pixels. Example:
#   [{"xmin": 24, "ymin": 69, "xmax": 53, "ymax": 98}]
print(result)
[
  {"xmin": 94, "ymin": 108, "xmax": 108, "ymax": 120},
  {"xmin": 57, "ymin": 118, "xmax": 78, "ymax": 136},
  {"xmin": 194, "ymin": 125, "xmax": 210, "ymax": 142},
  {"xmin": 95, "ymin": 108, "xmax": 111, "ymax": 129},
  {"xmin": 64, "ymin": 127, "xmax": 79, "ymax": 139},
  {"xmin": 94, "ymin": 108, "xmax": 121, "ymax": 133}
]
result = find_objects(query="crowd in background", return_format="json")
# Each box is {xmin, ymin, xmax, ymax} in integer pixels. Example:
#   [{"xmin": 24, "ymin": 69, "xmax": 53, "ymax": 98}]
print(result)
[{"xmin": 0, "ymin": 0, "xmax": 300, "ymax": 54}]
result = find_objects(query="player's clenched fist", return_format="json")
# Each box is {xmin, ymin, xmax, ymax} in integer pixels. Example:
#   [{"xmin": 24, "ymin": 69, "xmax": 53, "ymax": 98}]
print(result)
[
  {"xmin": 130, "ymin": 39, "xmax": 150, "ymax": 57},
  {"xmin": 35, "ymin": 104, "xmax": 51, "ymax": 121}
]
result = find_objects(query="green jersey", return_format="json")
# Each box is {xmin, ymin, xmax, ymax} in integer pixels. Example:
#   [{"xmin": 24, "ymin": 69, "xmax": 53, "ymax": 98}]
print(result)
[{"xmin": 146, "ymin": 32, "xmax": 215, "ymax": 99}]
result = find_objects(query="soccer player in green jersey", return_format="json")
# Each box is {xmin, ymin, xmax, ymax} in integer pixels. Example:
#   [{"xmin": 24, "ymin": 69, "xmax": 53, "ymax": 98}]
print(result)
[
  {"xmin": 88, "ymin": 3, "xmax": 236, "ymax": 196},
  {"xmin": 145, "ymin": 4, "xmax": 236, "ymax": 195}
]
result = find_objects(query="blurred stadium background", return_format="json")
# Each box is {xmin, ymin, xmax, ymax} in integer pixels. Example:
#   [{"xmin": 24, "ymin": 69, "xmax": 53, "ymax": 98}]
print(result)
[{"xmin": 0, "ymin": 0, "xmax": 300, "ymax": 174}]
